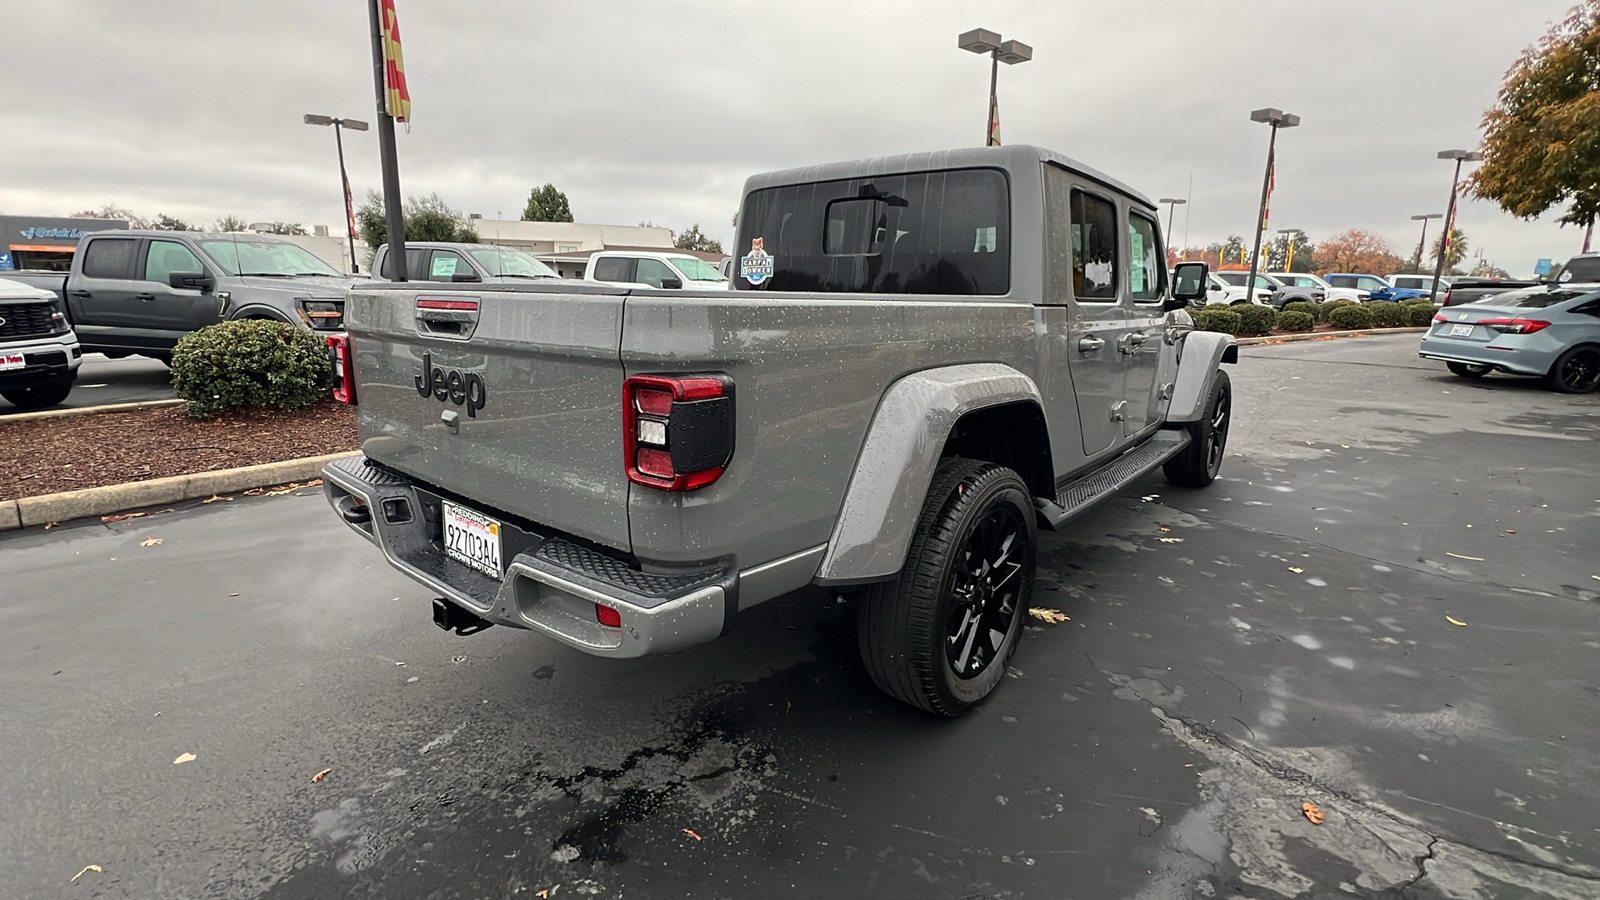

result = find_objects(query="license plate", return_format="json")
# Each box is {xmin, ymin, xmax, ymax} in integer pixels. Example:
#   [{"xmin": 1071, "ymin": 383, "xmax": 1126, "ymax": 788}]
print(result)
[
  {"xmin": 442, "ymin": 501, "xmax": 502, "ymax": 578},
  {"xmin": 0, "ymin": 353, "xmax": 24, "ymax": 372},
  {"xmin": 1450, "ymin": 323, "xmax": 1474, "ymax": 336}
]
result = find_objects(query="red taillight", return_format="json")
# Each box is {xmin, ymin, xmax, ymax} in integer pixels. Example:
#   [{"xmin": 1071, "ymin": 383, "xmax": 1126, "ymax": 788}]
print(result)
[
  {"xmin": 1432, "ymin": 313, "xmax": 1449, "ymax": 323},
  {"xmin": 596, "ymin": 604, "xmax": 622, "ymax": 628},
  {"xmin": 327, "ymin": 333, "xmax": 356, "ymax": 404},
  {"xmin": 623, "ymin": 374, "xmax": 734, "ymax": 491},
  {"xmin": 1479, "ymin": 318, "xmax": 1550, "ymax": 335}
]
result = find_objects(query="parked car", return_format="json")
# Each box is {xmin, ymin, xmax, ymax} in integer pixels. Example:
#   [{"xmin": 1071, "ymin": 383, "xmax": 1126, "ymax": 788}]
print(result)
[
  {"xmin": 1440, "ymin": 277, "xmax": 1538, "ymax": 307},
  {"xmin": 369, "ymin": 242, "xmax": 563, "ymax": 283},
  {"xmin": 1198, "ymin": 272, "xmax": 1271, "ymax": 306},
  {"xmin": 584, "ymin": 251, "xmax": 729, "ymax": 290},
  {"xmin": 1267, "ymin": 271, "xmax": 1367, "ymax": 304},
  {"xmin": 1549, "ymin": 253, "xmax": 1600, "ymax": 286},
  {"xmin": 1254, "ymin": 273, "xmax": 1323, "ymax": 307},
  {"xmin": 1324, "ymin": 273, "xmax": 1429, "ymax": 302},
  {"xmin": 6, "ymin": 231, "xmax": 357, "ymax": 362},
  {"xmin": 321, "ymin": 144, "xmax": 1236, "ymax": 715},
  {"xmin": 1213, "ymin": 271, "xmax": 1299, "ymax": 307},
  {"xmin": 0, "ymin": 276, "xmax": 81, "ymax": 410},
  {"xmin": 1389, "ymin": 274, "xmax": 1451, "ymax": 298},
  {"xmin": 1419, "ymin": 286, "xmax": 1600, "ymax": 392}
]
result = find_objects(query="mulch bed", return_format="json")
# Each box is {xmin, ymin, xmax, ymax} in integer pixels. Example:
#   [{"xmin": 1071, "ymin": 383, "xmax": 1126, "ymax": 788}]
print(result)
[{"xmin": 0, "ymin": 401, "xmax": 357, "ymax": 501}]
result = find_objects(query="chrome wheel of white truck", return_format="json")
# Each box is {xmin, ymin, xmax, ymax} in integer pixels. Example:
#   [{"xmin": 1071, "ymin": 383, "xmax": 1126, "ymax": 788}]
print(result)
[{"xmin": 858, "ymin": 458, "xmax": 1036, "ymax": 716}]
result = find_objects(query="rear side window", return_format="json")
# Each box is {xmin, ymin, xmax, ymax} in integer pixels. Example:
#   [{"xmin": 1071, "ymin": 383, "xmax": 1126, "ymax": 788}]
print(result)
[
  {"xmin": 82, "ymin": 238, "xmax": 137, "ymax": 278},
  {"xmin": 379, "ymin": 248, "xmax": 427, "ymax": 280},
  {"xmin": 736, "ymin": 167, "xmax": 1010, "ymax": 294},
  {"xmin": 1328, "ymin": 275, "xmax": 1355, "ymax": 288},
  {"xmin": 593, "ymin": 257, "xmax": 636, "ymax": 283},
  {"xmin": 1070, "ymin": 190, "xmax": 1118, "ymax": 301}
]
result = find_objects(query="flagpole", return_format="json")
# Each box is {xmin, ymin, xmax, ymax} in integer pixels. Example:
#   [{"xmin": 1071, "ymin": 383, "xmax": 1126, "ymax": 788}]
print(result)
[{"xmin": 368, "ymin": 0, "xmax": 407, "ymax": 281}]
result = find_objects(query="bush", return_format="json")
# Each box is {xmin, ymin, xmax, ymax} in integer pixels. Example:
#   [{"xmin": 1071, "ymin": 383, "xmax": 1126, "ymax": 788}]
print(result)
[
  {"xmin": 1281, "ymin": 300, "xmax": 1318, "ymax": 322},
  {"xmin": 1234, "ymin": 304, "xmax": 1279, "ymax": 336},
  {"xmin": 1369, "ymin": 302, "xmax": 1410, "ymax": 328},
  {"xmin": 1407, "ymin": 303, "xmax": 1442, "ymax": 326},
  {"xmin": 1194, "ymin": 307, "xmax": 1242, "ymax": 335},
  {"xmin": 1327, "ymin": 304, "xmax": 1374, "ymax": 330},
  {"xmin": 171, "ymin": 319, "xmax": 331, "ymax": 418},
  {"xmin": 1278, "ymin": 310, "xmax": 1315, "ymax": 332}
]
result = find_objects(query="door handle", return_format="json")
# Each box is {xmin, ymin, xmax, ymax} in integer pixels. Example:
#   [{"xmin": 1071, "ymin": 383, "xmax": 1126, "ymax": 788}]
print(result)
[
  {"xmin": 68, "ymin": 290, "xmax": 91, "ymax": 299},
  {"xmin": 1077, "ymin": 335, "xmax": 1106, "ymax": 352},
  {"xmin": 1129, "ymin": 332, "xmax": 1150, "ymax": 345},
  {"xmin": 135, "ymin": 293, "xmax": 156, "ymax": 301}
]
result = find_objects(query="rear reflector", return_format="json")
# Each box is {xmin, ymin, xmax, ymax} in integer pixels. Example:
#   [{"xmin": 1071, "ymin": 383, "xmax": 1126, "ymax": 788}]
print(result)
[
  {"xmin": 623, "ymin": 374, "xmax": 734, "ymax": 491},
  {"xmin": 596, "ymin": 604, "xmax": 622, "ymax": 628},
  {"xmin": 327, "ymin": 333, "xmax": 356, "ymax": 404}
]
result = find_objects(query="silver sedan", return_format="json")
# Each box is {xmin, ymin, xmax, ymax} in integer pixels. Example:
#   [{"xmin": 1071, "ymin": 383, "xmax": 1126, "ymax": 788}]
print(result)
[{"xmin": 1418, "ymin": 287, "xmax": 1600, "ymax": 393}]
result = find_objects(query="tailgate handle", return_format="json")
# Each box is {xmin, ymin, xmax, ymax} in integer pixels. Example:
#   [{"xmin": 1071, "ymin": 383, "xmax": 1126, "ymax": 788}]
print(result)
[{"xmin": 416, "ymin": 297, "xmax": 480, "ymax": 340}]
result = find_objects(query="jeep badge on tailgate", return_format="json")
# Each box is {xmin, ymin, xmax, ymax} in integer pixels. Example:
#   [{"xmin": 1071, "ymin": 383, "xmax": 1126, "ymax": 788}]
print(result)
[{"xmin": 415, "ymin": 352, "xmax": 487, "ymax": 418}]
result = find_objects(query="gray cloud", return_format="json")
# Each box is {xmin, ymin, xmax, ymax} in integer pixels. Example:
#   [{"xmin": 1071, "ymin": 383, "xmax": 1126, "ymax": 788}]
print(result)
[{"xmin": 0, "ymin": 0, "xmax": 1583, "ymax": 274}]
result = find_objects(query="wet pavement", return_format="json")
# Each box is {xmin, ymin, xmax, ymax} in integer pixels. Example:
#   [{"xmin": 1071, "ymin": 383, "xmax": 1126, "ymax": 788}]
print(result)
[
  {"xmin": 0, "ymin": 352, "xmax": 174, "ymax": 414},
  {"xmin": 2, "ymin": 333, "xmax": 1597, "ymax": 899}
]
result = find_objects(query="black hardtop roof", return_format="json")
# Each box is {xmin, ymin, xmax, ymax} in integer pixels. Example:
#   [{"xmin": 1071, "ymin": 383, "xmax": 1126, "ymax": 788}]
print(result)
[{"xmin": 741, "ymin": 145, "xmax": 1156, "ymax": 211}]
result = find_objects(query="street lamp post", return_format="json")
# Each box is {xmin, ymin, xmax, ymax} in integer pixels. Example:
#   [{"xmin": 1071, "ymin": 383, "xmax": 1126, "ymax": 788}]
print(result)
[
  {"xmin": 1276, "ymin": 228, "xmax": 1304, "ymax": 272},
  {"xmin": 958, "ymin": 29, "xmax": 1032, "ymax": 147},
  {"xmin": 1410, "ymin": 213, "xmax": 1442, "ymax": 276},
  {"xmin": 303, "ymin": 114, "xmax": 369, "ymax": 274},
  {"xmin": 1431, "ymin": 150, "xmax": 1483, "ymax": 295},
  {"xmin": 1245, "ymin": 108, "xmax": 1299, "ymax": 303},
  {"xmin": 1159, "ymin": 198, "xmax": 1187, "ymax": 250}
]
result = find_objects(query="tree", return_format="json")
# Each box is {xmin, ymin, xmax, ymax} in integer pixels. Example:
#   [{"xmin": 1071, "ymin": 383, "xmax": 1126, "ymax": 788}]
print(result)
[
  {"xmin": 256, "ymin": 222, "xmax": 308, "ymax": 236},
  {"xmin": 1313, "ymin": 229, "xmax": 1404, "ymax": 275},
  {"xmin": 673, "ymin": 223, "xmax": 723, "ymax": 254},
  {"xmin": 214, "ymin": 215, "xmax": 248, "ymax": 233},
  {"xmin": 1471, "ymin": 0, "xmax": 1600, "ymax": 248},
  {"xmin": 72, "ymin": 204, "xmax": 149, "ymax": 229},
  {"xmin": 521, "ymin": 183, "xmax": 574, "ymax": 222},
  {"xmin": 1265, "ymin": 232, "xmax": 1316, "ymax": 272},
  {"xmin": 357, "ymin": 191, "xmax": 479, "ymax": 261},
  {"xmin": 1430, "ymin": 228, "xmax": 1469, "ymax": 273},
  {"xmin": 151, "ymin": 213, "xmax": 194, "ymax": 231}
]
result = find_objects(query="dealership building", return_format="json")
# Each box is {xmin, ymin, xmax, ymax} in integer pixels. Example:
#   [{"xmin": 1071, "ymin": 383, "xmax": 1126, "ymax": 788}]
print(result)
[{"xmin": 0, "ymin": 215, "xmax": 129, "ymax": 272}]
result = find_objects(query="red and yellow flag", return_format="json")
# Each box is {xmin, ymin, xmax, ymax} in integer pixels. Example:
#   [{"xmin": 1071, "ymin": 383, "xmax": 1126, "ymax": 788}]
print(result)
[{"xmin": 380, "ymin": 0, "xmax": 410, "ymax": 122}]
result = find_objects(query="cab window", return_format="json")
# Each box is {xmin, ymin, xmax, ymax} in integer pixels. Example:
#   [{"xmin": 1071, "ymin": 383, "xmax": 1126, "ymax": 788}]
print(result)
[
  {"xmin": 426, "ymin": 250, "xmax": 472, "ymax": 282},
  {"xmin": 1070, "ymin": 190, "xmax": 1118, "ymax": 301},
  {"xmin": 636, "ymin": 259, "xmax": 676, "ymax": 288},
  {"xmin": 1357, "ymin": 276, "xmax": 1388, "ymax": 293},
  {"xmin": 144, "ymin": 240, "xmax": 205, "ymax": 284},
  {"xmin": 592, "ymin": 257, "xmax": 636, "ymax": 283},
  {"xmin": 1127, "ymin": 213, "xmax": 1162, "ymax": 302},
  {"xmin": 82, "ymin": 238, "xmax": 138, "ymax": 279}
]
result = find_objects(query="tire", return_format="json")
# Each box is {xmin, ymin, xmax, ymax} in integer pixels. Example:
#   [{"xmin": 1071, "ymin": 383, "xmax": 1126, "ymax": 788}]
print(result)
[
  {"xmin": 1446, "ymin": 361, "xmax": 1492, "ymax": 379},
  {"xmin": 858, "ymin": 458, "xmax": 1036, "ymax": 716},
  {"xmin": 1164, "ymin": 369, "xmax": 1232, "ymax": 488},
  {"xmin": 1, "ymin": 382, "xmax": 73, "ymax": 410},
  {"xmin": 1545, "ymin": 345, "xmax": 1600, "ymax": 394}
]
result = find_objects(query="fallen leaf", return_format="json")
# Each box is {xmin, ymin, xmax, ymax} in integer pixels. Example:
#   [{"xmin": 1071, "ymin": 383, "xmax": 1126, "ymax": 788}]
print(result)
[
  {"xmin": 1028, "ymin": 608, "xmax": 1070, "ymax": 624},
  {"xmin": 70, "ymin": 865, "xmax": 103, "ymax": 883},
  {"xmin": 1446, "ymin": 616, "xmax": 1467, "ymax": 627},
  {"xmin": 1302, "ymin": 802, "xmax": 1324, "ymax": 825},
  {"xmin": 1445, "ymin": 552, "xmax": 1483, "ymax": 561},
  {"xmin": 228, "ymin": 593, "xmax": 239, "ymax": 597},
  {"xmin": 242, "ymin": 488, "xmax": 265, "ymax": 496},
  {"xmin": 153, "ymin": 712, "xmax": 160, "ymax": 716},
  {"xmin": 311, "ymin": 768, "xmax": 332, "ymax": 783},
  {"xmin": 43, "ymin": 522, "xmax": 58, "ymax": 530},
  {"xmin": 202, "ymin": 494, "xmax": 234, "ymax": 504},
  {"xmin": 536, "ymin": 891, "xmax": 549, "ymax": 899},
  {"xmin": 100, "ymin": 511, "xmax": 148, "ymax": 522},
  {"xmin": 1158, "ymin": 537, "xmax": 1184, "ymax": 543},
  {"xmin": 1288, "ymin": 567, "xmax": 1304, "ymax": 574},
  {"xmin": 173, "ymin": 752, "xmax": 196, "ymax": 765},
  {"xmin": 1158, "ymin": 526, "xmax": 1171, "ymax": 532},
  {"xmin": 140, "ymin": 538, "xmax": 163, "ymax": 547},
  {"xmin": 1505, "ymin": 530, "xmax": 1516, "ymax": 534},
  {"xmin": 682, "ymin": 828, "xmax": 702, "ymax": 841}
]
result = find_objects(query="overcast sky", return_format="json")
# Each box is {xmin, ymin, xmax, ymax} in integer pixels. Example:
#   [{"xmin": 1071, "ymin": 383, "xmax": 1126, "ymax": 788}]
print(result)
[{"xmin": 0, "ymin": 0, "xmax": 1585, "ymax": 276}]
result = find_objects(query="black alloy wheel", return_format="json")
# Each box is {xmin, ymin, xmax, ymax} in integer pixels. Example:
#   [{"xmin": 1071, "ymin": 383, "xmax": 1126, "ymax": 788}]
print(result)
[
  {"xmin": 1547, "ymin": 346, "xmax": 1600, "ymax": 393},
  {"xmin": 944, "ymin": 504, "xmax": 1028, "ymax": 680},
  {"xmin": 1164, "ymin": 369, "xmax": 1232, "ymax": 487}
]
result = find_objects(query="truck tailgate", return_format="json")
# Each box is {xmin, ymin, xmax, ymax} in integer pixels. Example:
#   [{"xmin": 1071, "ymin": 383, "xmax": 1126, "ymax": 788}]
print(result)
[{"xmin": 346, "ymin": 282, "xmax": 632, "ymax": 552}]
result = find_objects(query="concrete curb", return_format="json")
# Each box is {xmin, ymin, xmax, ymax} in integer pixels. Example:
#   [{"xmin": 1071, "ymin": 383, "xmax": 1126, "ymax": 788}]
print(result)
[
  {"xmin": 1236, "ymin": 327, "xmax": 1427, "ymax": 346},
  {"xmin": 0, "ymin": 398, "xmax": 185, "ymax": 424},
  {"xmin": 0, "ymin": 450, "xmax": 359, "ymax": 532}
]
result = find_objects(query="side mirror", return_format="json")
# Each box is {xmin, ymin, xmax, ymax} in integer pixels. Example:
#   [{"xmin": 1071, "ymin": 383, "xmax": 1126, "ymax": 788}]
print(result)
[
  {"xmin": 169, "ymin": 271, "xmax": 214, "ymax": 292},
  {"xmin": 450, "ymin": 271, "xmax": 482, "ymax": 283},
  {"xmin": 659, "ymin": 276, "xmax": 684, "ymax": 290},
  {"xmin": 1168, "ymin": 261, "xmax": 1210, "ymax": 309}
]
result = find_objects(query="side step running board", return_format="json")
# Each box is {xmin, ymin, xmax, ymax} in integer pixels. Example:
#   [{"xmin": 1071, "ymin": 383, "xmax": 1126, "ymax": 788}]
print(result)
[{"xmin": 1034, "ymin": 429, "xmax": 1190, "ymax": 529}]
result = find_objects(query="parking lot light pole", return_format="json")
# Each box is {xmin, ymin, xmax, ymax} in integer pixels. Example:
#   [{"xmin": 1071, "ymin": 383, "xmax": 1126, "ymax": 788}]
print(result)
[
  {"xmin": 303, "ymin": 114, "xmax": 369, "ymax": 274},
  {"xmin": 959, "ymin": 29, "xmax": 1032, "ymax": 147},
  {"xmin": 1431, "ymin": 150, "xmax": 1483, "ymax": 296},
  {"xmin": 1246, "ymin": 108, "xmax": 1299, "ymax": 303},
  {"xmin": 1159, "ymin": 198, "xmax": 1187, "ymax": 247},
  {"xmin": 1410, "ymin": 213, "xmax": 1442, "ymax": 275},
  {"xmin": 1276, "ymin": 228, "xmax": 1304, "ymax": 272}
]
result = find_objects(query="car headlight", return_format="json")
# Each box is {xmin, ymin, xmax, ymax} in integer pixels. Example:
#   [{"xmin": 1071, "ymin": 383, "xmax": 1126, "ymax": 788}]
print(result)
[{"xmin": 300, "ymin": 298, "xmax": 345, "ymax": 330}]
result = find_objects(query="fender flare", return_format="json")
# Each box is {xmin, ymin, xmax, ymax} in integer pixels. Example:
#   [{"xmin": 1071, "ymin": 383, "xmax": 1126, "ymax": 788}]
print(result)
[
  {"xmin": 1167, "ymin": 330, "xmax": 1236, "ymax": 424},
  {"xmin": 813, "ymin": 363, "xmax": 1043, "ymax": 586},
  {"xmin": 225, "ymin": 304, "xmax": 295, "ymax": 323}
]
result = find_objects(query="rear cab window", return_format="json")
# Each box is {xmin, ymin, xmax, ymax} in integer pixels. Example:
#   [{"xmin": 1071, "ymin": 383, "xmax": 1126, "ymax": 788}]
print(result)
[
  {"xmin": 592, "ymin": 257, "xmax": 637, "ymax": 283},
  {"xmin": 1069, "ymin": 190, "xmax": 1118, "ymax": 301},
  {"xmin": 82, "ymin": 238, "xmax": 138, "ymax": 279},
  {"xmin": 736, "ymin": 167, "xmax": 1010, "ymax": 294}
]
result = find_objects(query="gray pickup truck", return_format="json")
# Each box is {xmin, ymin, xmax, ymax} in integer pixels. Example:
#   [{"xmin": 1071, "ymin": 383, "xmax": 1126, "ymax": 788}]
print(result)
[
  {"xmin": 0, "ymin": 276, "xmax": 82, "ymax": 409},
  {"xmin": 369, "ymin": 242, "xmax": 562, "ymax": 284},
  {"xmin": 322, "ymin": 146, "xmax": 1236, "ymax": 714},
  {"xmin": 8, "ymin": 231, "xmax": 356, "ymax": 361}
]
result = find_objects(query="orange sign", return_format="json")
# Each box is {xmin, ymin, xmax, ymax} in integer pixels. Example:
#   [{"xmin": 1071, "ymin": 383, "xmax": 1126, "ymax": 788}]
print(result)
[
  {"xmin": 10, "ymin": 244, "xmax": 76, "ymax": 253},
  {"xmin": 380, "ymin": 0, "xmax": 410, "ymax": 122}
]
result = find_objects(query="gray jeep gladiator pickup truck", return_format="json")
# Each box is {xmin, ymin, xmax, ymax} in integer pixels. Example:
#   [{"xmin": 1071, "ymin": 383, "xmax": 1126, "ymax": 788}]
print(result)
[
  {"xmin": 8, "ymin": 231, "xmax": 356, "ymax": 361},
  {"xmin": 323, "ymin": 145, "xmax": 1235, "ymax": 714},
  {"xmin": 0, "ymin": 276, "xmax": 82, "ymax": 409}
]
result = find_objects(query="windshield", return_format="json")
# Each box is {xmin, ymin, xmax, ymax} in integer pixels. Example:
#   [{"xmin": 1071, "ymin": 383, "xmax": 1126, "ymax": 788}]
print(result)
[
  {"xmin": 199, "ymin": 239, "xmax": 343, "ymax": 277},
  {"xmin": 1473, "ymin": 288, "xmax": 1588, "ymax": 309},
  {"xmin": 1556, "ymin": 257, "xmax": 1600, "ymax": 283},
  {"xmin": 669, "ymin": 257, "xmax": 727, "ymax": 282},
  {"xmin": 466, "ymin": 246, "xmax": 557, "ymax": 278}
]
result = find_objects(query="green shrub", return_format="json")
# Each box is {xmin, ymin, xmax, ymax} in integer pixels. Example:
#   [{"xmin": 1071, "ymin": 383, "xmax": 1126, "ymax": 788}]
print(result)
[
  {"xmin": 1234, "ymin": 304, "xmax": 1279, "ymax": 336},
  {"xmin": 171, "ymin": 319, "xmax": 330, "ymax": 418},
  {"xmin": 1369, "ymin": 302, "xmax": 1410, "ymax": 328},
  {"xmin": 1194, "ymin": 307, "xmax": 1242, "ymax": 335},
  {"xmin": 1327, "ymin": 304, "xmax": 1374, "ymax": 330},
  {"xmin": 1281, "ymin": 300, "xmax": 1318, "ymax": 322},
  {"xmin": 1407, "ymin": 303, "xmax": 1441, "ymax": 326},
  {"xmin": 1277, "ymin": 310, "xmax": 1315, "ymax": 332}
]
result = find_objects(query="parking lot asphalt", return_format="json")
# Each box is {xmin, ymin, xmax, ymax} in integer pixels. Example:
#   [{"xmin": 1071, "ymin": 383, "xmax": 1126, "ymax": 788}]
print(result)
[
  {"xmin": 2, "ymin": 333, "xmax": 1596, "ymax": 899},
  {"xmin": 0, "ymin": 352, "xmax": 174, "ymax": 414}
]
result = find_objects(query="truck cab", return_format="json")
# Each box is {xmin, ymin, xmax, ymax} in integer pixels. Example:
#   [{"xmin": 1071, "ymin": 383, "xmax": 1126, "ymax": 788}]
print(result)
[
  {"xmin": 369, "ymin": 242, "xmax": 566, "ymax": 284},
  {"xmin": 1325, "ymin": 273, "xmax": 1428, "ymax": 302}
]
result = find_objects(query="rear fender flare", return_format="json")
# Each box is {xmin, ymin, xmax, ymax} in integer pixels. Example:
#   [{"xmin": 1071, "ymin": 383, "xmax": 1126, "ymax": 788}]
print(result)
[
  {"xmin": 1167, "ymin": 331, "xmax": 1236, "ymax": 423},
  {"xmin": 813, "ymin": 363, "xmax": 1043, "ymax": 585}
]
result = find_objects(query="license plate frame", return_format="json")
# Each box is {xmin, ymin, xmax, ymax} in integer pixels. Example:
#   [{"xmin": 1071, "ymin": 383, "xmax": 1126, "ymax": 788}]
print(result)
[
  {"xmin": 442, "ymin": 500, "xmax": 503, "ymax": 579},
  {"xmin": 0, "ymin": 353, "xmax": 24, "ymax": 372},
  {"xmin": 1449, "ymin": 323, "xmax": 1474, "ymax": 336}
]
